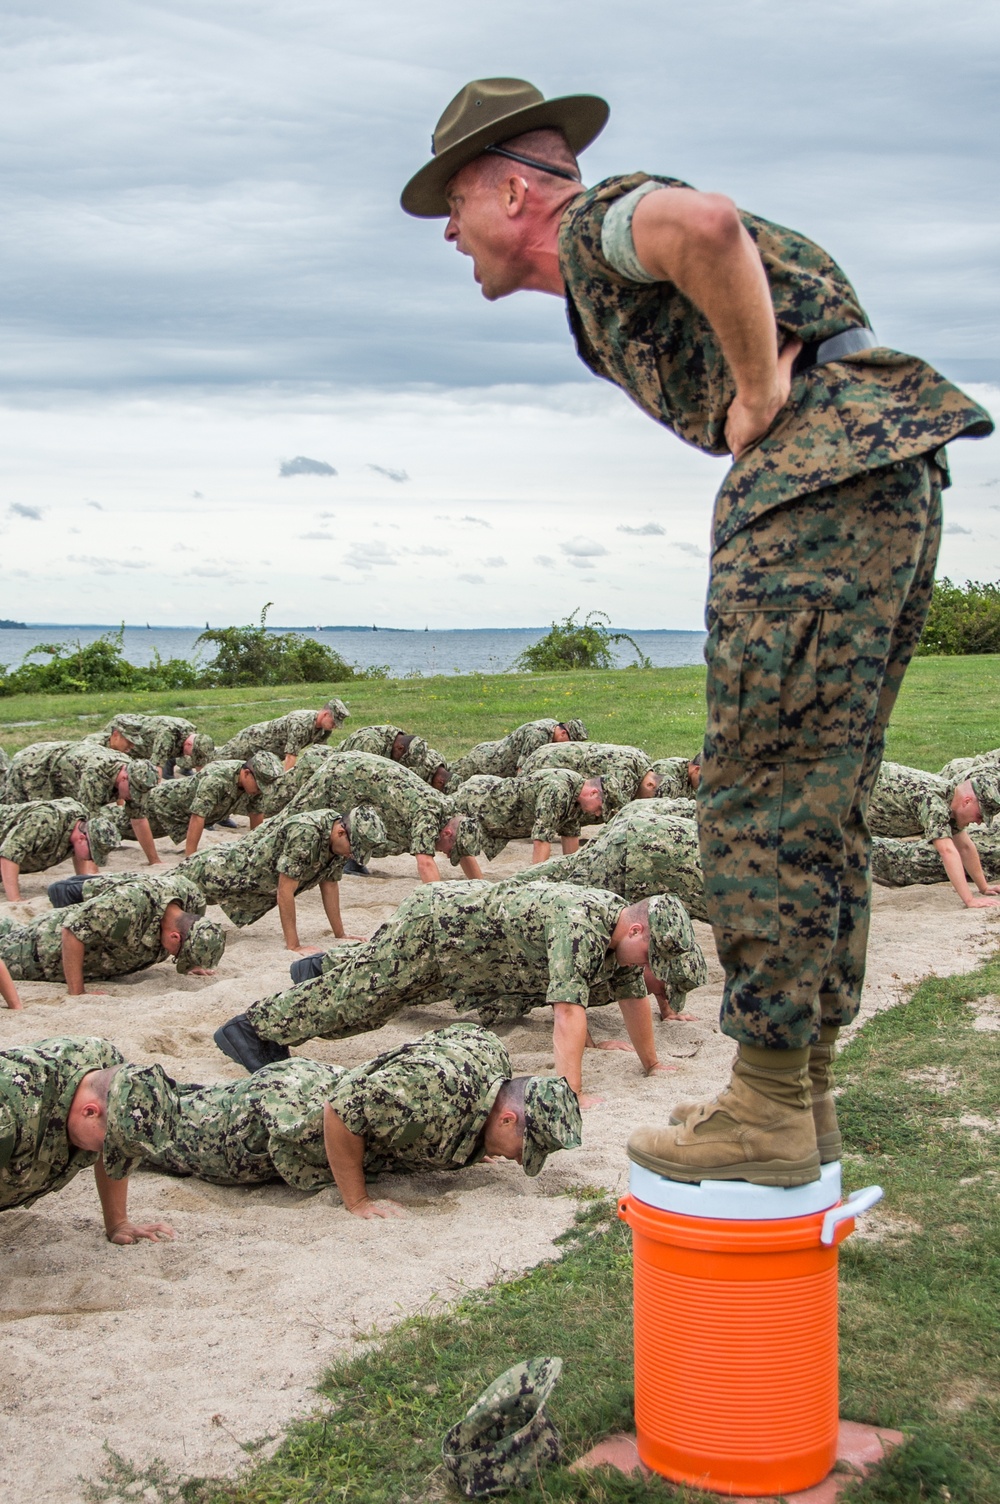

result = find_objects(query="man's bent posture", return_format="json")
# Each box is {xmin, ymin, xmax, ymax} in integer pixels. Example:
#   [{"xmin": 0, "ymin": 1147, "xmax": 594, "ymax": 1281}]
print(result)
[
  {"xmin": 0, "ymin": 798, "xmax": 121, "ymax": 902},
  {"xmin": 446, "ymin": 718, "xmax": 587, "ymax": 786},
  {"xmin": 401, "ymin": 77, "xmax": 993, "ymax": 1184},
  {"xmin": 102, "ymin": 1024, "xmax": 581, "ymax": 1220},
  {"xmin": 868, "ymin": 763, "xmax": 1000, "ymax": 908},
  {"xmin": 215, "ymin": 880, "xmax": 705, "ymax": 1106},
  {"xmin": 0, "ymin": 1036, "xmax": 174, "ymax": 1243},
  {"xmin": 215, "ymin": 700, "xmax": 350, "ymax": 770}
]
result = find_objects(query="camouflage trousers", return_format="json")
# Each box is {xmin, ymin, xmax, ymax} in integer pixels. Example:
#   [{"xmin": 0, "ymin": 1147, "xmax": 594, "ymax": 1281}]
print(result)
[
  {"xmin": 0, "ymin": 916, "xmax": 46, "ymax": 980},
  {"xmin": 246, "ymin": 886, "xmax": 490, "ymax": 1046},
  {"xmin": 699, "ymin": 456, "xmax": 942, "ymax": 1049},
  {"xmin": 872, "ymin": 830, "xmax": 1000, "ymax": 887}
]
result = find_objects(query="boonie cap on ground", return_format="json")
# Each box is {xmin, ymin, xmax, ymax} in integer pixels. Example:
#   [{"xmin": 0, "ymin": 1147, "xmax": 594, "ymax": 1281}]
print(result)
[
  {"xmin": 522, "ymin": 1076, "xmax": 582, "ymax": 1177},
  {"xmin": 175, "ymin": 916, "xmax": 225, "ymax": 974},
  {"xmin": 401, "ymin": 78, "xmax": 608, "ymax": 218},
  {"xmin": 441, "ymin": 1356, "xmax": 563, "ymax": 1497}
]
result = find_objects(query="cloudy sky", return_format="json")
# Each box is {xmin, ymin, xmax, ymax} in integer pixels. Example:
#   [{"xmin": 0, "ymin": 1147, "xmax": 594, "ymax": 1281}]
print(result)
[{"xmin": 1, "ymin": 0, "xmax": 997, "ymax": 629}]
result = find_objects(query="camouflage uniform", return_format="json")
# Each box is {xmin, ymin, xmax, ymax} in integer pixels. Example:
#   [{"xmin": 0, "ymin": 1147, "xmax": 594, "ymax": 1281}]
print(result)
[
  {"xmin": 519, "ymin": 741, "xmax": 651, "ymax": 813},
  {"xmin": 215, "ymin": 709, "xmax": 335, "ymax": 762},
  {"xmin": 179, "ymin": 808, "xmax": 363, "ymax": 926},
  {"xmin": 939, "ymin": 748, "xmax": 1000, "ymax": 785},
  {"xmin": 88, "ymin": 714, "xmax": 210, "ymax": 768},
  {"xmin": 103, "ymin": 1024, "xmax": 576, "ymax": 1186},
  {"xmin": 85, "ymin": 713, "xmax": 156, "ymax": 758},
  {"xmin": 558, "ymin": 172, "xmax": 992, "ymax": 1049},
  {"xmin": 0, "ymin": 797, "xmax": 117, "ymax": 875},
  {"xmin": 283, "ymin": 751, "xmax": 452, "ymax": 858},
  {"xmin": 873, "ymin": 828, "xmax": 1000, "ymax": 887},
  {"xmin": 144, "ymin": 757, "xmax": 275, "ymax": 843},
  {"xmin": 512, "ymin": 799, "xmax": 708, "ymax": 922},
  {"xmin": 334, "ymin": 724, "xmax": 448, "ymax": 783},
  {"xmin": 246, "ymin": 879, "xmax": 697, "ymax": 1045},
  {"xmin": 4, "ymin": 741, "xmax": 156, "ymax": 819},
  {"xmin": 0, "ymin": 872, "xmax": 218, "ymax": 982},
  {"xmin": 867, "ymin": 761, "xmax": 955, "ymax": 840},
  {"xmin": 446, "ymin": 719, "xmax": 588, "ymax": 786},
  {"xmin": 452, "ymin": 769, "xmax": 587, "ymax": 859},
  {"xmin": 1, "ymin": 1036, "xmax": 125, "ymax": 1211},
  {"xmin": 649, "ymin": 757, "xmax": 697, "ymax": 803}
]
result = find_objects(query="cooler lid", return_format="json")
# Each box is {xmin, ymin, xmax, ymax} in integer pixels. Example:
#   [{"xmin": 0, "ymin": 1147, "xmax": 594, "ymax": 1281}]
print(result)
[{"xmin": 628, "ymin": 1160, "xmax": 842, "ymax": 1220}]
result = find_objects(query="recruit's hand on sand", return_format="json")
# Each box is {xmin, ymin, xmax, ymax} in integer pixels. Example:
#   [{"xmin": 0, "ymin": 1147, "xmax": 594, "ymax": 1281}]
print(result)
[
  {"xmin": 289, "ymin": 945, "xmax": 323, "ymax": 956},
  {"xmin": 187, "ymin": 967, "xmax": 217, "ymax": 977},
  {"xmin": 347, "ymin": 1197, "xmax": 406, "ymax": 1220},
  {"xmin": 106, "ymin": 1219, "xmax": 177, "ymax": 1245},
  {"xmin": 965, "ymin": 893, "xmax": 1000, "ymax": 908}
]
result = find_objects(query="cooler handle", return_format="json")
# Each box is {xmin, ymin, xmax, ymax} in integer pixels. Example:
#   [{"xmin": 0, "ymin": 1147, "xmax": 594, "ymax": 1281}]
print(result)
[{"xmin": 820, "ymin": 1185, "xmax": 883, "ymax": 1245}]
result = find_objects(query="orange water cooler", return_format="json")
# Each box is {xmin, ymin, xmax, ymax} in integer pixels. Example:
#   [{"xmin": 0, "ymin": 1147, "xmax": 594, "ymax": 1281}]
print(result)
[{"xmin": 618, "ymin": 1164, "xmax": 882, "ymax": 1497}]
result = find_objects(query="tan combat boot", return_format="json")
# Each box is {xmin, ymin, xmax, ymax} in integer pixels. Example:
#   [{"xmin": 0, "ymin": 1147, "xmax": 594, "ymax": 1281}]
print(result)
[
  {"xmin": 628, "ymin": 1044, "xmax": 820, "ymax": 1187},
  {"xmin": 669, "ymin": 1027, "xmax": 843, "ymax": 1164},
  {"xmin": 810, "ymin": 1025, "xmax": 842, "ymax": 1163}
]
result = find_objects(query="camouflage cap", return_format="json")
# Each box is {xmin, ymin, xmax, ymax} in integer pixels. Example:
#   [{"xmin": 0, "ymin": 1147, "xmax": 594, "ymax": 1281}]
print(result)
[
  {"xmin": 449, "ymin": 813, "xmax": 484, "ymax": 866},
  {"xmin": 187, "ymin": 732, "xmax": 215, "ymax": 766},
  {"xmin": 647, "ymin": 894, "xmax": 691, "ymax": 979},
  {"xmin": 599, "ymin": 773, "xmax": 631, "ymax": 817},
  {"xmin": 971, "ymin": 770, "xmax": 1000, "ymax": 822},
  {"xmin": 559, "ymin": 718, "xmax": 587, "ymax": 741},
  {"xmin": 81, "ymin": 811, "xmax": 122, "ymax": 866},
  {"xmin": 245, "ymin": 749, "xmax": 284, "ymax": 787},
  {"xmin": 660, "ymin": 943, "xmax": 708, "ymax": 999},
  {"xmin": 441, "ymin": 1356, "xmax": 563, "ymax": 1498},
  {"xmin": 124, "ymin": 758, "xmax": 159, "ymax": 796},
  {"xmin": 102, "ymin": 1062, "xmax": 181, "ymax": 1180},
  {"xmin": 522, "ymin": 1076, "xmax": 582, "ymax": 1178},
  {"xmin": 323, "ymin": 697, "xmax": 350, "ymax": 723},
  {"xmin": 346, "ymin": 804, "xmax": 386, "ymax": 866},
  {"xmin": 110, "ymin": 713, "xmax": 149, "ymax": 748},
  {"xmin": 175, "ymin": 915, "xmax": 226, "ymax": 974}
]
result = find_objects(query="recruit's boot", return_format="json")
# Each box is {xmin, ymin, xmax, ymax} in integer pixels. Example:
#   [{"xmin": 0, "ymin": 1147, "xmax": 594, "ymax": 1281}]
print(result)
[
  {"xmin": 810, "ymin": 1025, "xmax": 842, "ymax": 1163},
  {"xmin": 214, "ymin": 1014, "xmax": 289, "ymax": 1073},
  {"xmin": 669, "ymin": 1026, "xmax": 843, "ymax": 1163},
  {"xmin": 628, "ymin": 1044, "xmax": 820, "ymax": 1186}
]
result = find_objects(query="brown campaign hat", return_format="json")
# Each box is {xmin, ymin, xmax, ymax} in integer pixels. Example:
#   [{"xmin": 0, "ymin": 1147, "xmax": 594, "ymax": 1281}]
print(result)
[{"xmin": 401, "ymin": 77, "xmax": 609, "ymax": 218}]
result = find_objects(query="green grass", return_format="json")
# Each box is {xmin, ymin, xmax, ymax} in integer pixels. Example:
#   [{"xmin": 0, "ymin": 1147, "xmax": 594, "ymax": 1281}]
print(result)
[
  {"xmin": 82, "ymin": 961, "xmax": 1000, "ymax": 1504},
  {"xmin": 3, "ymin": 654, "xmax": 999, "ymax": 768}
]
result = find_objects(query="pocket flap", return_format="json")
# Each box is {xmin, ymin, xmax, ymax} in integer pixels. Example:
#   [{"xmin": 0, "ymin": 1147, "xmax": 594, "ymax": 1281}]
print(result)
[{"xmin": 709, "ymin": 568, "xmax": 858, "ymax": 613}]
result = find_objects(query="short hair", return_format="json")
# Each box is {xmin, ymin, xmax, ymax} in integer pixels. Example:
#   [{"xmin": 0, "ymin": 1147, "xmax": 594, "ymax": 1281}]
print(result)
[
  {"xmin": 78, "ymin": 1064, "xmax": 120, "ymax": 1109},
  {"xmin": 689, "ymin": 752, "xmax": 702, "ymax": 767},
  {"xmin": 645, "ymin": 771, "xmax": 664, "ymax": 790},
  {"xmin": 621, "ymin": 898, "xmax": 650, "ymax": 930},
  {"xmin": 395, "ymin": 732, "xmax": 416, "ymax": 754},
  {"xmin": 494, "ymin": 1076, "xmax": 527, "ymax": 1125},
  {"xmin": 473, "ymin": 128, "xmax": 580, "ymax": 190},
  {"xmin": 174, "ymin": 910, "xmax": 197, "ymax": 942}
]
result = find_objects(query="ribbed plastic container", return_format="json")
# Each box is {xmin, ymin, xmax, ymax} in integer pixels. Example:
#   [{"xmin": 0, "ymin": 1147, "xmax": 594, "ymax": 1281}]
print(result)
[{"xmin": 618, "ymin": 1164, "xmax": 881, "ymax": 1498}]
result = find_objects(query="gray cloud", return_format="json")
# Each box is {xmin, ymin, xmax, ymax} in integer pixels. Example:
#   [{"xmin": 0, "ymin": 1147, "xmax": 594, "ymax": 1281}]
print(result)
[
  {"xmin": 534, "ymin": 555, "xmax": 555, "ymax": 568},
  {"xmin": 10, "ymin": 502, "xmax": 44, "ymax": 520},
  {"xmin": 402, "ymin": 544, "xmax": 449, "ymax": 557},
  {"xmin": 482, "ymin": 556, "xmax": 507, "ymax": 567},
  {"xmin": 944, "ymin": 523, "xmax": 972, "ymax": 535},
  {"xmin": 345, "ymin": 540, "xmax": 397, "ymax": 570},
  {"xmin": 191, "ymin": 490, "xmax": 203, "ymax": 499},
  {"xmin": 368, "ymin": 464, "xmax": 409, "ymax": 483},
  {"xmin": 675, "ymin": 541, "xmax": 709, "ymax": 559},
  {"xmin": 279, "ymin": 456, "xmax": 337, "ymax": 478},
  {"xmin": 84, "ymin": 499, "xmax": 103, "ymax": 510},
  {"xmin": 561, "ymin": 536, "xmax": 609, "ymax": 559},
  {"xmin": 457, "ymin": 573, "xmax": 484, "ymax": 584},
  {"xmin": 618, "ymin": 522, "xmax": 666, "ymax": 536},
  {"xmin": 461, "ymin": 515, "xmax": 491, "ymax": 528},
  {"xmin": 67, "ymin": 554, "xmax": 150, "ymax": 572},
  {"xmin": 172, "ymin": 543, "xmax": 194, "ymax": 552}
]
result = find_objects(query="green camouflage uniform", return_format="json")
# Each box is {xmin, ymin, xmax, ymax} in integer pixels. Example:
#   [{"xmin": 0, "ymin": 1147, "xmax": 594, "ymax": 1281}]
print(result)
[
  {"xmin": 4, "ymin": 741, "xmax": 155, "ymax": 819},
  {"xmin": 0, "ymin": 872, "xmax": 209, "ymax": 982},
  {"xmin": 246, "ymin": 879, "xmax": 695, "ymax": 1045},
  {"xmin": 85, "ymin": 713, "xmax": 156, "ymax": 758},
  {"xmin": 89, "ymin": 714, "xmax": 205, "ymax": 767},
  {"xmin": 283, "ymin": 751, "xmax": 451, "ymax": 857},
  {"xmin": 649, "ymin": 757, "xmax": 697, "ymax": 803},
  {"xmin": 0, "ymin": 797, "xmax": 90, "ymax": 874},
  {"xmin": 519, "ymin": 741, "xmax": 652, "ymax": 813},
  {"xmin": 873, "ymin": 828, "xmax": 1000, "ymax": 887},
  {"xmin": 867, "ymin": 761, "xmax": 955, "ymax": 840},
  {"xmin": 446, "ymin": 719, "xmax": 587, "ymax": 786},
  {"xmin": 102, "ymin": 1025, "xmax": 538, "ymax": 1188},
  {"xmin": 179, "ymin": 808, "xmax": 357, "ymax": 926},
  {"xmin": 334, "ymin": 724, "xmax": 448, "ymax": 783},
  {"xmin": 559, "ymin": 172, "xmax": 992, "ymax": 1049},
  {"xmin": 1, "ymin": 1036, "xmax": 125, "ymax": 1211},
  {"xmin": 939, "ymin": 748, "xmax": 1000, "ymax": 786},
  {"xmin": 513, "ymin": 799, "xmax": 708, "ymax": 922},
  {"xmin": 215, "ymin": 709, "xmax": 332, "ymax": 762},
  {"xmin": 145, "ymin": 759, "xmax": 258, "ymax": 842},
  {"xmin": 452, "ymin": 769, "xmax": 586, "ymax": 859}
]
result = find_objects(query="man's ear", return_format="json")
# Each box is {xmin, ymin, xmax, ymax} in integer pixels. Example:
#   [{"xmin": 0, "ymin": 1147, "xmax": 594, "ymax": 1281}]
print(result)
[
  {"xmin": 504, "ymin": 175, "xmax": 529, "ymax": 216},
  {"xmin": 497, "ymin": 1108, "xmax": 519, "ymax": 1129}
]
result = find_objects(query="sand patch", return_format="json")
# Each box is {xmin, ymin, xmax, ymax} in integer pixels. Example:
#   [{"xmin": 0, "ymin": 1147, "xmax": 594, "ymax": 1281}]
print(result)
[{"xmin": 0, "ymin": 830, "xmax": 997, "ymax": 1502}]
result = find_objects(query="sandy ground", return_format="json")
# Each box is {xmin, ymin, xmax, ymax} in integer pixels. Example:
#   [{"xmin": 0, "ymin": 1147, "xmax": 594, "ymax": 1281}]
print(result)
[{"xmin": 1, "ymin": 824, "xmax": 998, "ymax": 1503}]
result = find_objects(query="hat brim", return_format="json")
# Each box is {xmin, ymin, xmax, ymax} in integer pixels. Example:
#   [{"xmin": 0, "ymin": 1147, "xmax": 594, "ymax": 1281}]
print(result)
[{"xmin": 401, "ymin": 93, "xmax": 610, "ymax": 218}]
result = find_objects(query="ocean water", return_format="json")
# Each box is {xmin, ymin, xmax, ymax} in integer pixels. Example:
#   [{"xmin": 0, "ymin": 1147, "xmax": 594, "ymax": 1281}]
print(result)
[{"xmin": 0, "ymin": 624, "xmax": 707, "ymax": 678}]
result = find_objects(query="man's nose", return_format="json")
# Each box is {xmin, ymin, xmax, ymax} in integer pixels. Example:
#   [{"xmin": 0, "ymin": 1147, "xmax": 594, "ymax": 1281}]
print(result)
[{"xmin": 444, "ymin": 215, "xmax": 458, "ymax": 243}]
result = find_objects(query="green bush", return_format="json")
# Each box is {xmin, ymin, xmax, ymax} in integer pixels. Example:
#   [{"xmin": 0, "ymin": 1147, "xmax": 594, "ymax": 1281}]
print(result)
[
  {"xmin": 515, "ymin": 610, "xmax": 652, "ymax": 672},
  {"xmin": 195, "ymin": 604, "xmax": 387, "ymax": 688},
  {"xmin": 0, "ymin": 629, "xmax": 200, "ymax": 697},
  {"xmin": 917, "ymin": 577, "xmax": 1000, "ymax": 655}
]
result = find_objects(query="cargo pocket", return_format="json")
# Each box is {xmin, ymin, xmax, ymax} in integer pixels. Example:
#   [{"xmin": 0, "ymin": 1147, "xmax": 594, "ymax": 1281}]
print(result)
[{"xmin": 705, "ymin": 569, "xmax": 858, "ymax": 763}]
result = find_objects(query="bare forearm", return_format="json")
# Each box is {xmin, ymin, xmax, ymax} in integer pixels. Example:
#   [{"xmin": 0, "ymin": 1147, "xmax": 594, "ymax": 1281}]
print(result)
[
  {"xmin": 320, "ymin": 880, "xmax": 344, "ymax": 938},
  {"xmin": 934, "ymin": 837, "xmax": 976, "ymax": 903},
  {"xmin": 552, "ymin": 1002, "xmax": 589, "ymax": 1095},
  {"xmin": 61, "ymin": 930, "xmax": 87, "ymax": 996},
  {"xmin": 322, "ymin": 1106, "xmax": 369, "ymax": 1210},
  {"xmin": 184, "ymin": 814, "xmax": 206, "ymax": 856},
  {"xmin": 1, "ymin": 857, "xmax": 21, "ymax": 902},
  {"xmin": 277, "ymin": 876, "xmax": 301, "ymax": 949},
  {"xmin": 618, "ymin": 996, "xmax": 660, "ymax": 1073},
  {"xmin": 0, "ymin": 960, "xmax": 22, "ymax": 1010},
  {"xmin": 131, "ymin": 817, "xmax": 161, "ymax": 865},
  {"xmin": 94, "ymin": 1159, "xmax": 131, "ymax": 1237},
  {"xmin": 532, "ymin": 840, "xmax": 552, "ymax": 864},
  {"xmin": 416, "ymin": 854, "xmax": 440, "ymax": 883},
  {"xmin": 953, "ymin": 832, "xmax": 992, "ymax": 893}
]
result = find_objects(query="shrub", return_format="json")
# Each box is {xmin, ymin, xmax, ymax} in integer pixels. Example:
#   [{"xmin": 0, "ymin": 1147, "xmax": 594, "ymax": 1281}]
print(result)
[
  {"xmin": 195, "ymin": 604, "xmax": 387, "ymax": 687},
  {"xmin": 916, "ymin": 577, "xmax": 1000, "ymax": 656},
  {"xmin": 0, "ymin": 628, "xmax": 200, "ymax": 697},
  {"xmin": 515, "ymin": 610, "xmax": 652, "ymax": 672}
]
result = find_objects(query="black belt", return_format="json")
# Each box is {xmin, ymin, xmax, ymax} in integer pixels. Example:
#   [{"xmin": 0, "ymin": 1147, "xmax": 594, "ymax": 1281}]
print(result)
[{"xmin": 792, "ymin": 327, "xmax": 878, "ymax": 377}]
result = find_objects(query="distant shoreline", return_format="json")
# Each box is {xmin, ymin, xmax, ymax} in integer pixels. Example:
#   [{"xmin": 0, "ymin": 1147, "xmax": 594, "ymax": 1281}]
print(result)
[{"xmin": 4, "ymin": 622, "xmax": 706, "ymax": 635}]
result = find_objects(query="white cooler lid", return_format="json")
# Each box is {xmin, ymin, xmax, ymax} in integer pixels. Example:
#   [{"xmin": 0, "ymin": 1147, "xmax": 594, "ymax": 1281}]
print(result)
[{"xmin": 628, "ymin": 1160, "xmax": 841, "ymax": 1220}]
